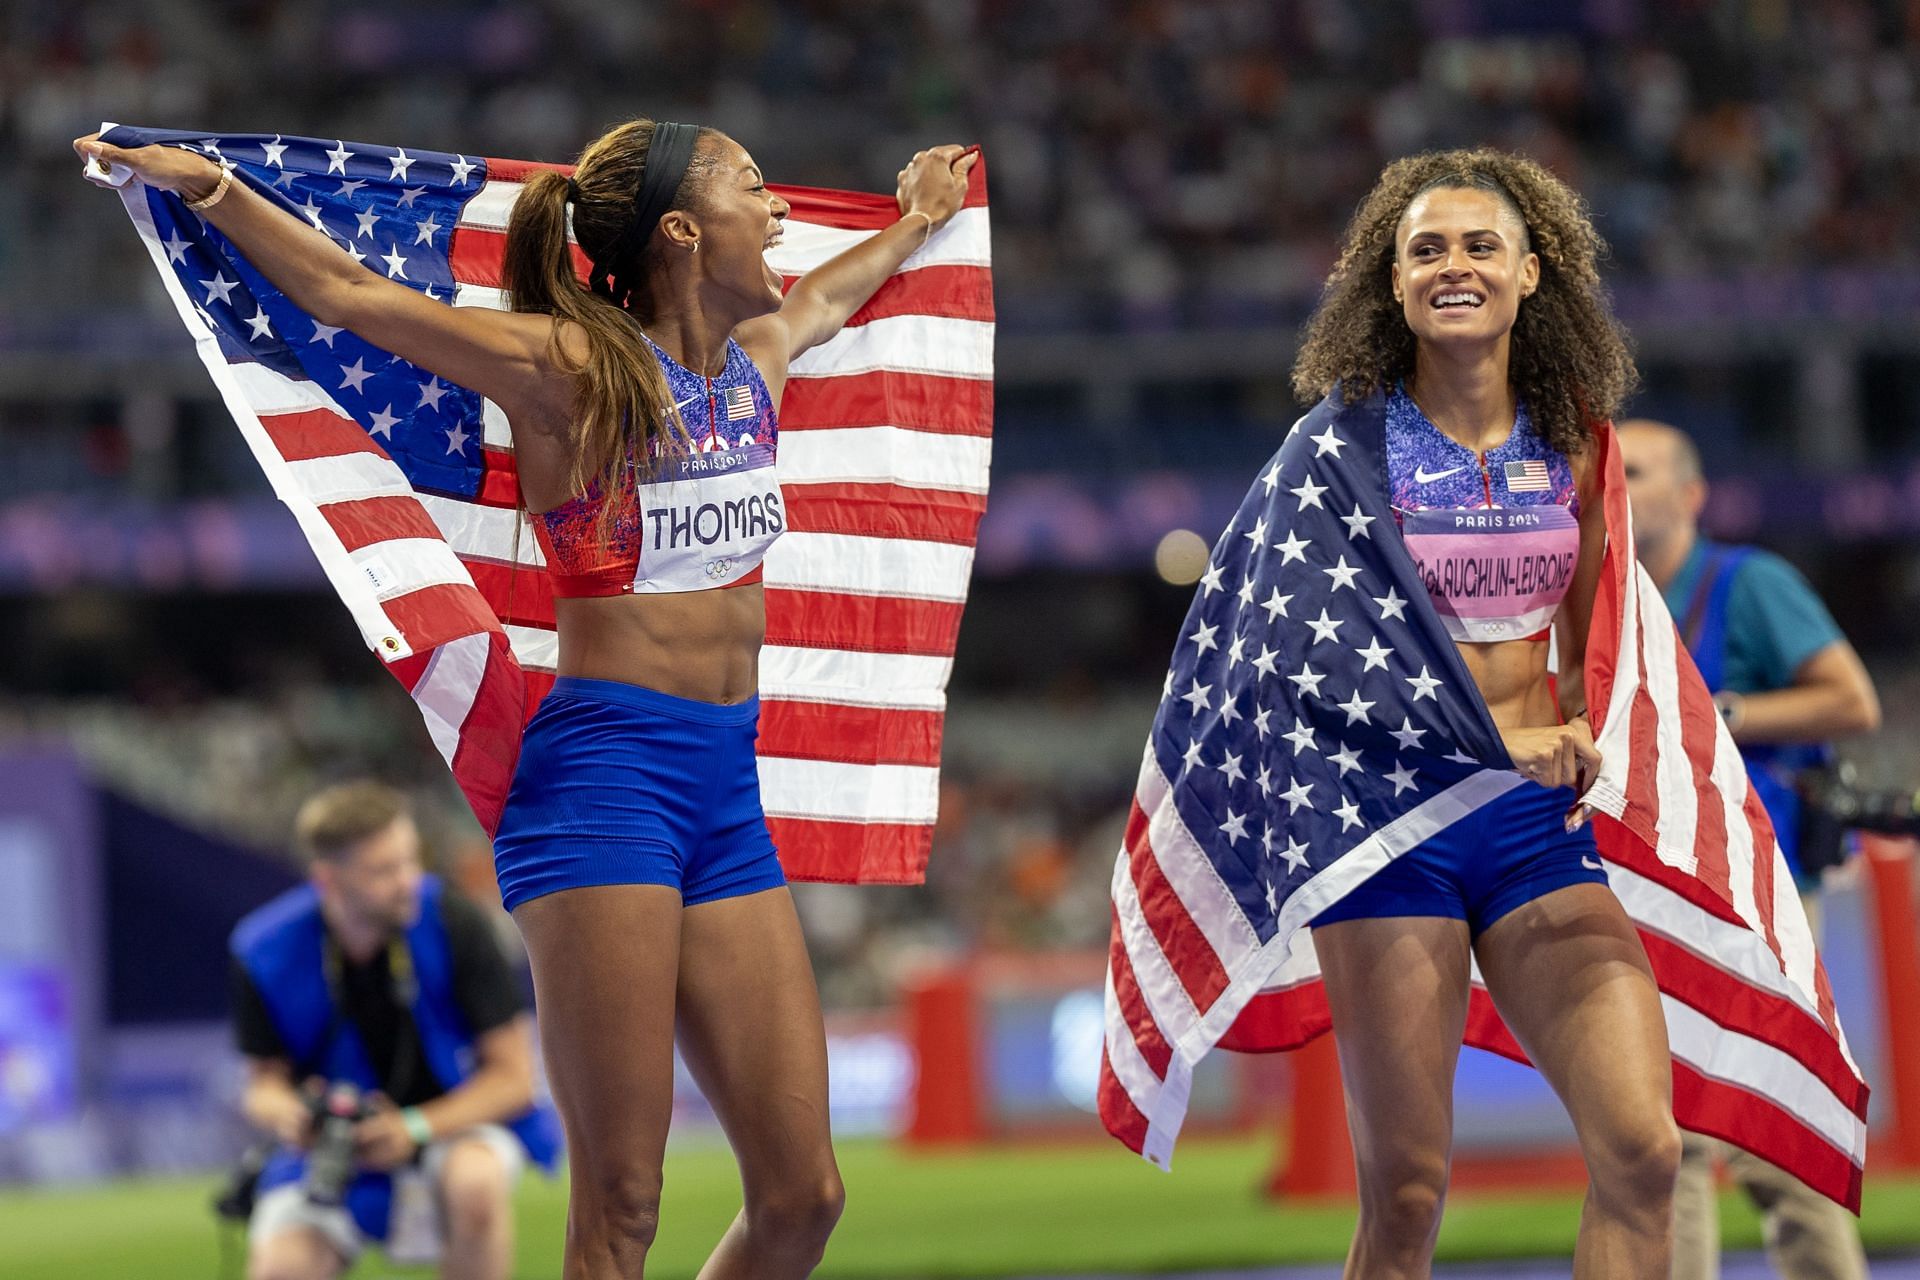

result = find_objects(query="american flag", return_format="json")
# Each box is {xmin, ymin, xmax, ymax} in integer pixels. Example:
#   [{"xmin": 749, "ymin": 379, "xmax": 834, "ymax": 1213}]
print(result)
[
  {"xmin": 1505, "ymin": 457, "xmax": 1552, "ymax": 492},
  {"xmin": 97, "ymin": 125, "xmax": 993, "ymax": 884},
  {"xmin": 722, "ymin": 383, "xmax": 757, "ymax": 423},
  {"xmin": 1100, "ymin": 392, "xmax": 1870, "ymax": 1210}
]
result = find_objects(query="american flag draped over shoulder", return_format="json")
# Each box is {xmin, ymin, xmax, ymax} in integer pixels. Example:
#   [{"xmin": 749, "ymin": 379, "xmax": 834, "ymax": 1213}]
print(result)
[
  {"xmin": 97, "ymin": 125, "xmax": 992, "ymax": 885},
  {"xmin": 1099, "ymin": 390, "xmax": 1870, "ymax": 1210}
]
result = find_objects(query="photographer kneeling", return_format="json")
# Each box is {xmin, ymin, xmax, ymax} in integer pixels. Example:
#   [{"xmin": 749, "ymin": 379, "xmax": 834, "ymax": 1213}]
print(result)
[{"xmin": 228, "ymin": 782, "xmax": 558, "ymax": 1280}]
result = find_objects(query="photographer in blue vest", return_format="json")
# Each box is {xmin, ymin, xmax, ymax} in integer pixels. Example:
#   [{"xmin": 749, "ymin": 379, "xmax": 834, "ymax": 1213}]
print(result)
[
  {"xmin": 229, "ymin": 781, "xmax": 558, "ymax": 1280},
  {"xmin": 1620, "ymin": 421, "xmax": 1880, "ymax": 1280}
]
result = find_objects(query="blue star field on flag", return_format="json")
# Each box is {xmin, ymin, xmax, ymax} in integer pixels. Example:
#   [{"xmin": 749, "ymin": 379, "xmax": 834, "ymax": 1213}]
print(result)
[
  {"xmin": 1147, "ymin": 392, "xmax": 1517, "ymax": 939},
  {"xmin": 103, "ymin": 126, "xmax": 491, "ymax": 499}
]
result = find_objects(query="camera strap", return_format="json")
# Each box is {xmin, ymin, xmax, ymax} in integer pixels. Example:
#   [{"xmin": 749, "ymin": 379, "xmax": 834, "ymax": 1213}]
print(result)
[
  {"xmin": 321, "ymin": 930, "xmax": 423, "ymax": 1108},
  {"xmin": 1678, "ymin": 546, "xmax": 1731, "ymax": 656}
]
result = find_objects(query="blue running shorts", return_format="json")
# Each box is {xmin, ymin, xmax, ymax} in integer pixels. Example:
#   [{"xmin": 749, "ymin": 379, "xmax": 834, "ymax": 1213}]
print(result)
[
  {"xmin": 492, "ymin": 676, "xmax": 787, "ymax": 912},
  {"xmin": 1311, "ymin": 779, "xmax": 1607, "ymax": 936}
]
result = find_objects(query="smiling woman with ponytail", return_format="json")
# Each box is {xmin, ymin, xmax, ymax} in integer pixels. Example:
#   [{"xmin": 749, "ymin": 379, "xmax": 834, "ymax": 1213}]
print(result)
[{"xmin": 77, "ymin": 115, "xmax": 976, "ymax": 1279}]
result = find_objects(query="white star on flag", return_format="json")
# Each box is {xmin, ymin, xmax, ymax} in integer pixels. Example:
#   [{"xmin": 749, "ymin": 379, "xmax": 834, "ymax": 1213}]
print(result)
[
  {"xmin": 1305, "ymin": 609, "xmax": 1342, "ymax": 646},
  {"xmin": 338, "ymin": 358, "xmax": 374, "ymax": 393},
  {"xmin": 1219, "ymin": 810, "xmax": 1249, "ymax": 845},
  {"xmin": 366, "ymin": 405, "xmax": 400, "ymax": 439},
  {"xmin": 1356, "ymin": 637, "xmax": 1394, "ymax": 671},
  {"xmin": 1274, "ymin": 531, "xmax": 1311, "ymax": 564},
  {"xmin": 1280, "ymin": 778, "xmax": 1315, "ymax": 814},
  {"xmin": 1323, "ymin": 555, "xmax": 1363, "ymax": 591},
  {"xmin": 1390, "ymin": 717, "xmax": 1428, "ymax": 752},
  {"xmin": 200, "ymin": 273, "xmax": 239, "ymax": 305},
  {"xmin": 1181, "ymin": 679, "xmax": 1213, "ymax": 714},
  {"xmin": 1406, "ymin": 666, "xmax": 1443, "ymax": 700}
]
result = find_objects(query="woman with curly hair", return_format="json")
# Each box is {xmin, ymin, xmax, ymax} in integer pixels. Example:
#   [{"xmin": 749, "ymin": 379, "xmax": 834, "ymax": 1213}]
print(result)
[{"xmin": 1291, "ymin": 149, "xmax": 1677, "ymax": 1277}]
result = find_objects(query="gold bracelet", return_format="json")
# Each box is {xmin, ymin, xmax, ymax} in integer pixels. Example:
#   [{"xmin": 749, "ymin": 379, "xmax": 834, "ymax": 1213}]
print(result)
[
  {"xmin": 185, "ymin": 167, "xmax": 233, "ymax": 212},
  {"xmin": 901, "ymin": 210, "xmax": 933, "ymax": 249}
]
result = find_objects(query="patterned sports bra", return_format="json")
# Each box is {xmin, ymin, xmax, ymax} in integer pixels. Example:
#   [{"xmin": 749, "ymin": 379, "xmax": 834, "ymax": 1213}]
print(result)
[
  {"xmin": 1385, "ymin": 384, "xmax": 1580, "ymax": 644},
  {"xmin": 532, "ymin": 336, "xmax": 783, "ymax": 597}
]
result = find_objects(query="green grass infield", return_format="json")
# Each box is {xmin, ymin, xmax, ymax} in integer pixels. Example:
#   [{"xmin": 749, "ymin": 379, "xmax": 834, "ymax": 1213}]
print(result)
[{"xmin": 2, "ymin": 1136, "xmax": 1917, "ymax": 1279}]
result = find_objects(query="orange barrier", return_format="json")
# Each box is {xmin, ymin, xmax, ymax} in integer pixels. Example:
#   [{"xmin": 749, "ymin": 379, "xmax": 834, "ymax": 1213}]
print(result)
[
  {"xmin": 904, "ymin": 967, "xmax": 985, "ymax": 1144},
  {"xmin": 1267, "ymin": 1030, "xmax": 1355, "ymax": 1198},
  {"xmin": 1864, "ymin": 836, "xmax": 1920, "ymax": 1168}
]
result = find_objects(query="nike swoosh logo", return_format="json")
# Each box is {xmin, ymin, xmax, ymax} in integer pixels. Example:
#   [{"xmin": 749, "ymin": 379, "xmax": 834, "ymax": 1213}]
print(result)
[
  {"xmin": 1414, "ymin": 464, "xmax": 1468, "ymax": 484},
  {"xmin": 1581, "ymin": 856, "xmax": 1605, "ymax": 872}
]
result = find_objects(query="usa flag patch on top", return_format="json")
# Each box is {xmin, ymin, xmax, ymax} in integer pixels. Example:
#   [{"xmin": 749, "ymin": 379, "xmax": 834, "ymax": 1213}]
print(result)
[{"xmin": 1504, "ymin": 458, "xmax": 1551, "ymax": 492}]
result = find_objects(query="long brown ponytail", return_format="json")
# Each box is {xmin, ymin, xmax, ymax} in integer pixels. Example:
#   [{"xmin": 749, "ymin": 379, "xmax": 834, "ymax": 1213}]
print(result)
[{"xmin": 499, "ymin": 119, "xmax": 717, "ymax": 529}]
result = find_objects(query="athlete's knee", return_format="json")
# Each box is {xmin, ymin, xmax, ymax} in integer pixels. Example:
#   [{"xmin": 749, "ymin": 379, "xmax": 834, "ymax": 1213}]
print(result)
[
  {"xmin": 745, "ymin": 1168, "xmax": 845, "ymax": 1257},
  {"xmin": 1356, "ymin": 1151, "xmax": 1449, "ymax": 1256},
  {"xmin": 577, "ymin": 1164, "xmax": 665, "ymax": 1252},
  {"xmin": 1590, "ymin": 1112, "xmax": 1682, "ymax": 1215}
]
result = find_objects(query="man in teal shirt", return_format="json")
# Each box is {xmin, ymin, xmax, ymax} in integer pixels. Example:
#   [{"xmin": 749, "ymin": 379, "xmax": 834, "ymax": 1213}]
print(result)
[{"xmin": 1620, "ymin": 420, "xmax": 1880, "ymax": 1280}]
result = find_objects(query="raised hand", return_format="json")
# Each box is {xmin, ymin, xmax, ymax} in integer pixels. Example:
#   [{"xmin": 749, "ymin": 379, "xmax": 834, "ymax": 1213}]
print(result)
[
  {"xmin": 894, "ymin": 144, "xmax": 979, "ymax": 232},
  {"xmin": 73, "ymin": 132, "xmax": 223, "ymax": 200}
]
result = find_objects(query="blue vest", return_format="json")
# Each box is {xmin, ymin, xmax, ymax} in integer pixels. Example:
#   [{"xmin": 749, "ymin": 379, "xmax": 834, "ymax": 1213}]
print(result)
[
  {"xmin": 1680, "ymin": 545, "xmax": 1829, "ymax": 880},
  {"xmin": 231, "ymin": 877, "xmax": 559, "ymax": 1237}
]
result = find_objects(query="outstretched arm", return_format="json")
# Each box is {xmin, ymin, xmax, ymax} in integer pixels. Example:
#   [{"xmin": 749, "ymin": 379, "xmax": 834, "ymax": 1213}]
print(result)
[
  {"xmin": 74, "ymin": 133, "xmax": 569, "ymax": 425},
  {"xmin": 735, "ymin": 145, "xmax": 977, "ymax": 400}
]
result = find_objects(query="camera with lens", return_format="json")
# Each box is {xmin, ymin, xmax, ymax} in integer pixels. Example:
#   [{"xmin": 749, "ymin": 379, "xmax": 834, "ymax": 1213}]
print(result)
[
  {"xmin": 302, "ymin": 1081, "xmax": 371, "ymax": 1206},
  {"xmin": 213, "ymin": 1080, "xmax": 370, "ymax": 1222},
  {"xmin": 1795, "ymin": 762, "xmax": 1920, "ymax": 875}
]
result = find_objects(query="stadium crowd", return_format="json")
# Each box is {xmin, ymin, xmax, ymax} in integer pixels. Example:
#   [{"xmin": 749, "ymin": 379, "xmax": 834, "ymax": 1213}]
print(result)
[{"xmin": 6, "ymin": 0, "xmax": 1920, "ymax": 334}]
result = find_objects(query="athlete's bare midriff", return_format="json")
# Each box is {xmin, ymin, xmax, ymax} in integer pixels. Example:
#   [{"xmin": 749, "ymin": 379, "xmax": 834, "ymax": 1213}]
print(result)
[
  {"xmin": 1460, "ymin": 637, "xmax": 1562, "ymax": 735},
  {"xmin": 554, "ymin": 588, "xmax": 765, "ymax": 704}
]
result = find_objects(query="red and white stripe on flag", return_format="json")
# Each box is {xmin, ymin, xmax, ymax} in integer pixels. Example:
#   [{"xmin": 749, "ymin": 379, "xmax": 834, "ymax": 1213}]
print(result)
[
  {"xmin": 1099, "ymin": 423, "xmax": 1869, "ymax": 1210},
  {"xmin": 117, "ymin": 157, "xmax": 992, "ymax": 886}
]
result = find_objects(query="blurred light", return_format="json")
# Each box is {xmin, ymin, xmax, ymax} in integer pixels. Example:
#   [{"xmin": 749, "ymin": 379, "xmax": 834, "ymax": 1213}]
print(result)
[
  {"xmin": 1154, "ymin": 528, "xmax": 1209, "ymax": 584},
  {"xmin": 1049, "ymin": 988, "xmax": 1105, "ymax": 1112}
]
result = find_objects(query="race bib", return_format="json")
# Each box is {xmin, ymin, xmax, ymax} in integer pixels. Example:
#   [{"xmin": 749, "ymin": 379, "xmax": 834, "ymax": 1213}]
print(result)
[{"xmin": 1401, "ymin": 506, "xmax": 1579, "ymax": 643}]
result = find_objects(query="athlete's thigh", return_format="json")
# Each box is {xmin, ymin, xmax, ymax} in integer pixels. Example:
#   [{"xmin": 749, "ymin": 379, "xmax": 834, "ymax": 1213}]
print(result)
[
  {"xmin": 513, "ymin": 884, "xmax": 684, "ymax": 1173},
  {"xmin": 674, "ymin": 887, "xmax": 835, "ymax": 1186},
  {"xmin": 1312, "ymin": 915, "xmax": 1474, "ymax": 1163},
  {"xmin": 1473, "ymin": 883, "xmax": 1671, "ymax": 1137}
]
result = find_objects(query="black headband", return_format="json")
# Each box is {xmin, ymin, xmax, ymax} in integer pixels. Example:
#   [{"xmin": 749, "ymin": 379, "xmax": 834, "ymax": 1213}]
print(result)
[{"xmin": 588, "ymin": 120, "xmax": 701, "ymax": 304}]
